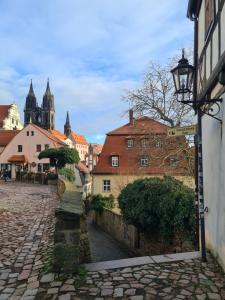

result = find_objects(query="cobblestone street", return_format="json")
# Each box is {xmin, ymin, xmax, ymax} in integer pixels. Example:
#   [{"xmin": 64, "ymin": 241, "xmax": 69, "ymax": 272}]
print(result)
[{"xmin": 0, "ymin": 182, "xmax": 225, "ymax": 300}]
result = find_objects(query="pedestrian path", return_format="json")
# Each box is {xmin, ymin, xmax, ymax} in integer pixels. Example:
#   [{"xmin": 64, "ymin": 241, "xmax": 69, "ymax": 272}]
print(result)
[
  {"xmin": 0, "ymin": 182, "xmax": 225, "ymax": 299},
  {"xmin": 87, "ymin": 218, "xmax": 132, "ymax": 262}
]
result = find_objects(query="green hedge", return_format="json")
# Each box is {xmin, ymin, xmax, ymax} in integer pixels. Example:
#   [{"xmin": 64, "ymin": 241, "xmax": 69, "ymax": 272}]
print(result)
[
  {"xmin": 91, "ymin": 194, "xmax": 115, "ymax": 212},
  {"xmin": 118, "ymin": 176, "xmax": 195, "ymax": 243}
]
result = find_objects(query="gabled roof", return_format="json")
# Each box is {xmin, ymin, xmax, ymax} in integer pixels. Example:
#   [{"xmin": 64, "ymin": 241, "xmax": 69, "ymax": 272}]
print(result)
[
  {"xmin": 0, "ymin": 105, "xmax": 12, "ymax": 127},
  {"xmin": 0, "ymin": 130, "xmax": 20, "ymax": 146},
  {"xmin": 30, "ymin": 124, "xmax": 67, "ymax": 147},
  {"xmin": 71, "ymin": 132, "xmax": 88, "ymax": 145},
  {"xmin": 107, "ymin": 117, "xmax": 169, "ymax": 136}
]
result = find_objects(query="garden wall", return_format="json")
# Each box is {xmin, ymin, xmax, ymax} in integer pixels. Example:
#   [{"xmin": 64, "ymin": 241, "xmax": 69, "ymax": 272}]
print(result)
[{"xmin": 94, "ymin": 209, "xmax": 194, "ymax": 256}]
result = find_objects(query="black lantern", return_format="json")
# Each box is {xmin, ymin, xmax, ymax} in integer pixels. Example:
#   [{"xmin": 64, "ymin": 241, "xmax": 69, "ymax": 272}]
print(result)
[{"xmin": 171, "ymin": 49, "xmax": 194, "ymax": 97}]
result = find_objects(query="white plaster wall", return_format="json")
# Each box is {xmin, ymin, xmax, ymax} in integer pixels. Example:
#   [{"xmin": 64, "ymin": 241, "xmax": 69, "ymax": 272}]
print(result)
[
  {"xmin": 212, "ymin": 27, "xmax": 219, "ymax": 69},
  {"xmin": 2, "ymin": 104, "xmax": 23, "ymax": 130},
  {"xmin": 202, "ymin": 93, "xmax": 225, "ymax": 270}
]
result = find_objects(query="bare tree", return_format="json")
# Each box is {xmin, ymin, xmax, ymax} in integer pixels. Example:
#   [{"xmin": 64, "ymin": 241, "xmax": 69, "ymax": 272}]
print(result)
[{"xmin": 124, "ymin": 56, "xmax": 194, "ymax": 127}]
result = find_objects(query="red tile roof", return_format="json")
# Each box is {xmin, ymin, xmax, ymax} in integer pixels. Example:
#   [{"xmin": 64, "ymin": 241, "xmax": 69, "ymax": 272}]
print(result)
[
  {"xmin": 71, "ymin": 132, "xmax": 88, "ymax": 145},
  {"xmin": 0, "ymin": 130, "xmax": 20, "ymax": 146},
  {"xmin": 93, "ymin": 117, "xmax": 190, "ymax": 176},
  {"xmin": 108, "ymin": 117, "xmax": 168, "ymax": 135},
  {"xmin": 0, "ymin": 105, "xmax": 12, "ymax": 127},
  {"xmin": 48, "ymin": 130, "xmax": 67, "ymax": 141},
  {"xmin": 8, "ymin": 155, "xmax": 27, "ymax": 163},
  {"xmin": 31, "ymin": 124, "xmax": 67, "ymax": 147},
  {"xmin": 76, "ymin": 161, "xmax": 89, "ymax": 173}
]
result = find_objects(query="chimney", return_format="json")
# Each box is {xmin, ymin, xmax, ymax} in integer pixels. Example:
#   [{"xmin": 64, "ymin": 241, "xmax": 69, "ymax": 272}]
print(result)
[{"xmin": 129, "ymin": 109, "xmax": 134, "ymax": 125}]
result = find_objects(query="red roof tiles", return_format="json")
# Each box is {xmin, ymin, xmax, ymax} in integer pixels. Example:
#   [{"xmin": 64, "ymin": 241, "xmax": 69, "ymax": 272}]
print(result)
[
  {"xmin": 71, "ymin": 132, "xmax": 88, "ymax": 145},
  {"xmin": 8, "ymin": 155, "xmax": 27, "ymax": 163},
  {"xmin": 0, "ymin": 130, "xmax": 20, "ymax": 146}
]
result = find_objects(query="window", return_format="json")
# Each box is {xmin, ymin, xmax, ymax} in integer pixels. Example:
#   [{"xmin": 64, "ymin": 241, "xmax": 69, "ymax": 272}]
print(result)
[
  {"xmin": 36, "ymin": 144, "xmax": 41, "ymax": 152},
  {"xmin": 103, "ymin": 180, "xmax": 111, "ymax": 192},
  {"xmin": 12, "ymin": 118, "xmax": 14, "ymax": 124},
  {"xmin": 111, "ymin": 156, "xmax": 119, "ymax": 167},
  {"xmin": 37, "ymin": 163, "xmax": 42, "ymax": 172},
  {"xmin": 27, "ymin": 131, "xmax": 29, "ymax": 136},
  {"xmin": 16, "ymin": 120, "xmax": 18, "ymax": 126},
  {"xmin": 156, "ymin": 140, "xmax": 162, "ymax": 148},
  {"xmin": 141, "ymin": 138, "xmax": 148, "ymax": 148},
  {"xmin": 140, "ymin": 156, "xmax": 149, "ymax": 166},
  {"xmin": 31, "ymin": 131, "xmax": 34, "ymax": 136},
  {"xmin": 170, "ymin": 156, "xmax": 179, "ymax": 167},
  {"xmin": 205, "ymin": 0, "xmax": 215, "ymax": 38},
  {"xmin": 18, "ymin": 145, "xmax": 22, "ymax": 152},
  {"xmin": 45, "ymin": 144, "xmax": 50, "ymax": 150},
  {"xmin": 127, "ymin": 139, "xmax": 134, "ymax": 148}
]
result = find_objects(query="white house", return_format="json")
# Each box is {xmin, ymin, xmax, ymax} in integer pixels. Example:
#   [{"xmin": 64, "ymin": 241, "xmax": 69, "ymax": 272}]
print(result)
[
  {"xmin": 188, "ymin": 0, "xmax": 225, "ymax": 270},
  {"xmin": 0, "ymin": 123, "xmax": 66, "ymax": 178}
]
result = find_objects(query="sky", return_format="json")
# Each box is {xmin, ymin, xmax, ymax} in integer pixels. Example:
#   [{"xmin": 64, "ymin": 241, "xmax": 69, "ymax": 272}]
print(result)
[{"xmin": 0, "ymin": 0, "xmax": 193, "ymax": 144}]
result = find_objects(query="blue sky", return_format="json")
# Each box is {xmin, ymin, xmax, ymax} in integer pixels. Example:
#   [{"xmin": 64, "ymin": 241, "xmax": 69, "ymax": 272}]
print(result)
[{"xmin": 0, "ymin": 0, "xmax": 193, "ymax": 144}]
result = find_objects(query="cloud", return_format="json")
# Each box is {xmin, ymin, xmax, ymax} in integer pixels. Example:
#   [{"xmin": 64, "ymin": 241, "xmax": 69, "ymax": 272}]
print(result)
[{"xmin": 0, "ymin": 0, "xmax": 193, "ymax": 142}]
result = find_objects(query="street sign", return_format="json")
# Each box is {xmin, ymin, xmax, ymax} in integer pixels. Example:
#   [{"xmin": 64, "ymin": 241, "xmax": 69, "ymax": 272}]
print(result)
[{"xmin": 167, "ymin": 125, "xmax": 197, "ymax": 136}]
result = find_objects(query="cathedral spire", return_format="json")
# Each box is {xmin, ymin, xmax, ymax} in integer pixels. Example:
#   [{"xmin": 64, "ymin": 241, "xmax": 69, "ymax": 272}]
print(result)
[
  {"xmin": 28, "ymin": 79, "xmax": 35, "ymax": 97},
  {"xmin": 64, "ymin": 111, "xmax": 72, "ymax": 136}
]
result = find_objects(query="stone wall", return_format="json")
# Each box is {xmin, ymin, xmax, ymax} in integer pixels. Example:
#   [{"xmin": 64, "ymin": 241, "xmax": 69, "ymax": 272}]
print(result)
[
  {"xmin": 94, "ymin": 209, "xmax": 194, "ymax": 257},
  {"xmin": 54, "ymin": 177, "xmax": 90, "ymax": 273}
]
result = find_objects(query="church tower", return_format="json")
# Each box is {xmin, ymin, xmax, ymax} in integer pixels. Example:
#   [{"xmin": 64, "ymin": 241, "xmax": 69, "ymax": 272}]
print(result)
[
  {"xmin": 24, "ymin": 80, "xmax": 41, "ymax": 126},
  {"xmin": 64, "ymin": 111, "xmax": 72, "ymax": 137},
  {"xmin": 41, "ymin": 79, "xmax": 55, "ymax": 130}
]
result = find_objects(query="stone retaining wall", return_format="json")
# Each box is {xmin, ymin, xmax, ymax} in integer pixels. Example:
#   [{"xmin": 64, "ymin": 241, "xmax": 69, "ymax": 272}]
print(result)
[
  {"xmin": 94, "ymin": 209, "xmax": 194, "ymax": 256},
  {"xmin": 54, "ymin": 177, "xmax": 91, "ymax": 273}
]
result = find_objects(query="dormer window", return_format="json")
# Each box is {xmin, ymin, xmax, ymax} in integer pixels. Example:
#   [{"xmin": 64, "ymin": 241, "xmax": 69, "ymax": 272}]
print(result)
[
  {"xmin": 127, "ymin": 139, "xmax": 134, "ymax": 148},
  {"xmin": 111, "ymin": 156, "xmax": 119, "ymax": 167},
  {"xmin": 141, "ymin": 138, "xmax": 148, "ymax": 148}
]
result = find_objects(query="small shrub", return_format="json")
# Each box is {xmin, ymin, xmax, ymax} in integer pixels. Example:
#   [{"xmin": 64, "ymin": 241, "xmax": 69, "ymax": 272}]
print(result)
[
  {"xmin": 91, "ymin": 194, "xmax": 115, "ymax": 212},
  {"xmin": 58, "ymin": 168, "xmax": 75, "ymax": 182}
]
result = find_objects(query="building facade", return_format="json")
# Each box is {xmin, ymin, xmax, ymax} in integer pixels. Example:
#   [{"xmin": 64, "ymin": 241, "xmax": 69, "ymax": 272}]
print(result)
[
  {"xmin": 92, "ymin": 111, "xmax": 194, "ymax": 198},
  {"xmin": 0, "ymin": 123, "xmax": 66, "ymax": 178},
  {"xmin": 188, "ymin": 0, "xmax": 225, "ymax": 270},
  {"xmin": 24, "ymin": 80, "xmax": 55, "ymax": 130},
  {"xmin": 0, "ymin": 104, "xmax": 22, "ymax": 130}
]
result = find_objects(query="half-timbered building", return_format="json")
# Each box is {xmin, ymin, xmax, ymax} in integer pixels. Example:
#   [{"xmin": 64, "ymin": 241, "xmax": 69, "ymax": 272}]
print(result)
[{"xmin": 188, "ymin": 0, "xmax": 225, "ymax": 270}]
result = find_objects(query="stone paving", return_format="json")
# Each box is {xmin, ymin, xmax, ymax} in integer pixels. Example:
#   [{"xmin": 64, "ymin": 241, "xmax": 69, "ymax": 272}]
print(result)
[{"xmin": 0, "ymin": 182, "xmax": 225, "ymax": 300}]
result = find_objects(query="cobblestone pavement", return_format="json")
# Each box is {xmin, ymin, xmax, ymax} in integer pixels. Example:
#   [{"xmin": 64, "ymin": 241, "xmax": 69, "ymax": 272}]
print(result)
[
  {"xmin": 87, "ymin": 217, "xmax": 132, "ymax": 262},
  {"xmin": 0, "ymin": 182, "xmax": 225, "ymax": 300}
]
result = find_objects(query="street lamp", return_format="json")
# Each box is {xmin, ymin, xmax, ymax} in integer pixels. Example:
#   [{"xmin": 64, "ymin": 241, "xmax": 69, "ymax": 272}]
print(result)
[
  {"xmin": 171, "ymin": 49, "xmax": 194, "ymax": 102},
  {"xmin": 171, "ymin": 49, "xmax": 223, "ymax": 262}
]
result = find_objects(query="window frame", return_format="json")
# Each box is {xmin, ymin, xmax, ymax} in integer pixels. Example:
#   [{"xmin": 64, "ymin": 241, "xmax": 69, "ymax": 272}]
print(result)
[
  {"xmin": 45, "ymin": 144, "xmax": 50, "ymax": 150},
  {"xmin": 36, "ymin": 144, "xmax": 42, "ymax": 153},
  {"xmin": 103, "ymin": 180, "xmax": 111, "ymax": 192},
  {"xmin": 111, "ymin": 155, "xmax": 119, "ymax": 167},
  {"xmin": 140, "ymin": 156, "xmax": 149, "ymax": 167},
  {"xmin": 31, "ymin": 131, "xmax": 34, "ymax": 136},
  {"xmin": 141, "ymin": 138, "xmax": 148, "ymax": 148},
  {"xmin": 18, "ymin": 145, "xmax": 23, "ymax": 152},
  {"xmin": 127, "ymin": 139, "xmax": 134, "ymax": 148},
  {"xmin": 27, "ymin": 131, "xmax": 29, "ymax": 136},
  {"xmin": 170, "ymin": 156, "xmax": 179, "ymax": 167}
]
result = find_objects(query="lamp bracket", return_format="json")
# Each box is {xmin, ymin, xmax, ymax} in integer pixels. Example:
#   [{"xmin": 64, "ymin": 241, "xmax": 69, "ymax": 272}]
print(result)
[{"xmin": 179, "ymin": 98, "xmax": 223, "ymax": 123}]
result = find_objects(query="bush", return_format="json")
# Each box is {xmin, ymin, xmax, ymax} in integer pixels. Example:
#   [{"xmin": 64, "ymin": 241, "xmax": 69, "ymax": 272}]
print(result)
[
  {"xmin": 118, "ymin": 176, "xmax": 195, "ymax": 243},
  {"xmin": 91, "ymin": 194, "xmax": 115, "ymax": 212},
  {"xmin": 47, "ymin": 173, "xmax": 58, "ymax": 180},
  {"xmin": 58, "ymin": 168, "xmax": 75, "ymax": 182}
]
